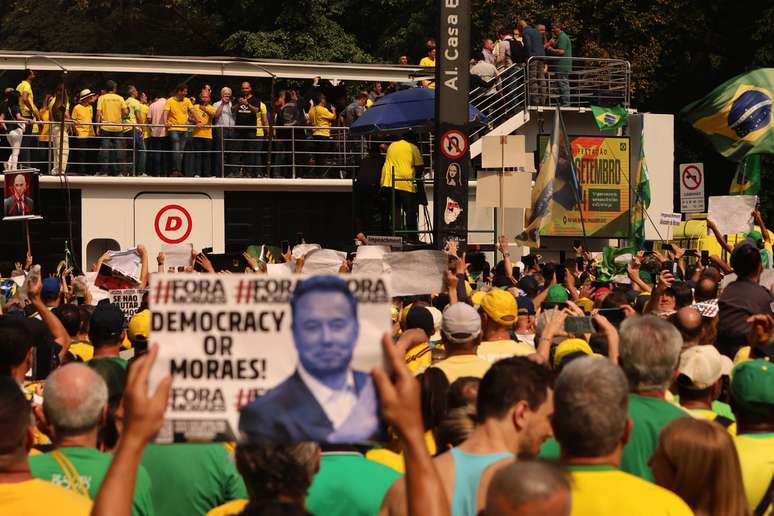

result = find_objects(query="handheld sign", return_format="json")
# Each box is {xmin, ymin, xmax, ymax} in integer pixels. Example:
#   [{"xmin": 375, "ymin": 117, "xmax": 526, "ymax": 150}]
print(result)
[
  {"xmin": 148, "ymin": 273, "xmax": 391, "ymax": 443},
  {"xmin": 659, "ymin": 212, "xmax": 682, "ymax": 227},
  {"xmin": 3, "ymin": 169, "xmax": 41, "ymax": 220},
  {"xmin": 109, "ymin": 289, "xmax": 148, "ymax": 320}
]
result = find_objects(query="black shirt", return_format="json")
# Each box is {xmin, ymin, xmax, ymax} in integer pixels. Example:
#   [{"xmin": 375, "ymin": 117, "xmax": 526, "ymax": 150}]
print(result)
[
  {"xmin": 233, "ymin": 95, "xmax": 261, "ymax": 127},
  {"xmin": 717, "ymin": 277, "xmax": 774, "ymax": 356}
]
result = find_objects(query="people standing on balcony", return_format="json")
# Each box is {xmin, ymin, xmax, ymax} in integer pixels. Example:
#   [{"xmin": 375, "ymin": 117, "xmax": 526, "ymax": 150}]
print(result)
[
  {"xmin": 274, "ymin": 89, "xmax": 306, "ymax": 178},
  {"xmin": 419, "ymin": 48, "xmax": 436, "ymax": 89},
  {"xmin": 523, "ymin": 19, "xmax": 548, "ymax": 105},
  {"xmin": 71, "ymin": 90, "xmax": 96, "ymax": 176},
  {"xmin": 16, "ymin": 69, "xmax": 38, "ymax": 169},
  {"xmin": 230, "ymin": 81, "xmax": 264, "ymax": 178},
  {"xmin": 470, "ymin": 52, "xmax": 498, "ymax": 95},
  {"xmin": 369, "ymin": 83, "xmax": 385, "ymax": 103},
  {"xmin": 512, "ymin": 23, "xmax": 529, "ymax": 66},
  {"xmin": 36, "ymin": 95, "xmax": 52, "ymax": 174},
  {"xmin": 212, "ymin": 86, "xmax": 235, "ymax": 177},
  {"xmin": 95, "ymin": 80, "xmax": 128, "ymax": 176},
  {"xmin": 0, "ymin": 88, "xmax": 30, "ymax": 171},
  {"xmin": 380, "ymin": 132, "xmax": 423, "ymax": 236},
  {"xmin": 163, "ymin": 84, "xmax": 196, "ymax": 177},
  {"xmin": 48, "ymin": 83, "xmax": 73, "ymax": 176},
  {"xmin": 253, "ymin": 97, "xmax": 269, "ymax": 179},
  {"xmin": 307, "ymin": 93, "xmax": 336, "ymax": 178},
  {"xmin": 494, "ymin": 28, "xmax": 513, "ymax": 70},
  {"xmin": 482, "ymin": 39, "xmax": 497, "ymax": 66},
  {"xmin": 125, "ymin": 85, "xmax": 144, "ymax": 176},
  {"xmin": 546, "ymin": 20, "xmax": 573, "ymax": 105},
  {"xmin": 146, "ymin": 93, "xmax": 167, "ymax": 177},
  {"xmin": 139, "ymin": 92, "xmax": 150, "ymax": 176},
  {"xmin": 190, "ymin": 91, "xmax": 217, "ymax": 178},
  {"xmin": 344, "ymin": 92, "xmax": 369, "ymax": 126}
]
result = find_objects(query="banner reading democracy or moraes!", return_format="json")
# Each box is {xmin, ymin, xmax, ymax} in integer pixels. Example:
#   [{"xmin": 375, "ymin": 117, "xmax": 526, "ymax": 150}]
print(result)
[{"xmin": 148, "ymin": 273, "xmax": 391, "ymax": 444}]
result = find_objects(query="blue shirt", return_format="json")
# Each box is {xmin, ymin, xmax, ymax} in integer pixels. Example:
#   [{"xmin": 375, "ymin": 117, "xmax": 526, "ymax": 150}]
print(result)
[{"xmin": 522, "ymin": 26, "xmax": 545, "ymax": 57}]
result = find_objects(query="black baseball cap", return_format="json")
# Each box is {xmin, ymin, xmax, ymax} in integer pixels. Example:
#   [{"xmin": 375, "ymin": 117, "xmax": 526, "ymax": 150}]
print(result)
[{"xmin": 89, "ymin": 303, "xmax": 125, "ymax": 343}]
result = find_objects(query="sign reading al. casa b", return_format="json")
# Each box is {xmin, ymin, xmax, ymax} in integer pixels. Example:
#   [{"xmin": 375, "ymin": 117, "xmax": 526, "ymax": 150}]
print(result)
[{"xmin": 434, "ymin": 0, "xmax": 472, "ymax": 250}]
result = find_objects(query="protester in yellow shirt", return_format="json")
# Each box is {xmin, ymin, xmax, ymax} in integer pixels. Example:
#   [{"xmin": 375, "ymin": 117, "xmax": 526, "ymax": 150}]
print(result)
[
  {"xmin": 553, "ymin": 357, "xmax": 693, "ymax": 516},
  {"xmin": 0, "ymin": 376, "xmax": 93, "ymax": 515},
  {"xmin": 306, "ymin": 93, "xmax": 336, "ymax": 177},
  {"xmin": 16, "ymin": 69, "xmax": 38, "ymax": 167},
  {"xmin": 191, "ymin": 91, "xmax": 217, "ymax": 177},
  {"xmin": 36, "ymin": 94, "xmax": 52, "ymax": 172},
  {"xmin": 125, "ymin": 85, "xmax": 145, "ymax": 175},
  {"xmin": 430, "ymin": 303, "xmax": 492, "ymax": 383},
  {"xmin": 419, "ymin": 48, "xmax": 436, "ymax": 88},
  {"xmin": 163, "ymin": 83, "xmax": 196, "ymax": 176},
  {"xmin": 95, "ymin": 80, "xmax": 128, "ymax": 176},
  {"xmin": 477, "ymin": 289, "xmax": 536, "ymax": 362},
  {"xmin": 71, "ymin": 90, "xmax": 96, "ymax": 175},
  {"xmin": 729, "ymin": 359, "xmax": 774, "ymax": 514},
  {"xmin": 380, "ymin": 134, "xmax": 423, "ymax": 233}
]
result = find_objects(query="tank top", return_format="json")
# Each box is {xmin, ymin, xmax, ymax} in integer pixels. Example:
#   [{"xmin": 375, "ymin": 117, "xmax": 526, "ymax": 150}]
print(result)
[{"xmin": 450, "ymin": 448, "xmax": 513, "ymax": 516}]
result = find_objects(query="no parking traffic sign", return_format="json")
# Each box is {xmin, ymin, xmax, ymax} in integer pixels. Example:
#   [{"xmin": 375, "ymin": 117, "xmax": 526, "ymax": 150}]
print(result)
[{"xmin": 679, "ymin": 163, "xmax": 705, "ymax": 213}]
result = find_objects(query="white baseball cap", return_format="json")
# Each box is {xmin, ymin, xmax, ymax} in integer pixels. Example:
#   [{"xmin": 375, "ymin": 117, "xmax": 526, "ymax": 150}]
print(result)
[
  {"xmin": 678, "ymin": 345, "xmax": 733, "ymax": 389},
  {"xmin": 441, "ymin": 303, "xmax": 481, "ymax": 344}
]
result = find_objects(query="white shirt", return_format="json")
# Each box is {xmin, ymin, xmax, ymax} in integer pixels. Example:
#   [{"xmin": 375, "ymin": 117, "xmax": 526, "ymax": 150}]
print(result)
[
  {"xmin": 213, "ymin": 100, "xmax": 235, "ymax": 127},
  {"xmin": 297, "ymin": 364, "xmax": 357, "ymax": 428}
]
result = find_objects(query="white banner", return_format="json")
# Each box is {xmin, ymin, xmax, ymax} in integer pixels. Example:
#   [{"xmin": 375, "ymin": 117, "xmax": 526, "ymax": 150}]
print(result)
[
  {"xmin": 659, "ymin": 212, "xmax": 682, "ymax": 227},
  {"xmin": 148, "ymin": 273, "xmax": 390, "ymax": 444},
  {"xmin": 384, "ymin": 250, "xmax": 448, "ymax": 296},
  {"xmin": 708, "ymin": 195, "xmax": 757, "ymax": 236}
]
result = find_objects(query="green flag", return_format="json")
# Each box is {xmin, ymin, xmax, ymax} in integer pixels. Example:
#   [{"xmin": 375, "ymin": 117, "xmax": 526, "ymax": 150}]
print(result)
[
  {"xmin": 730, "ymin": 154, "xmax": 761, "ymax": 195},
  {"xmin": 681, "ymin": 69, "xmax": 774, "ymax": 161},
  {"xmin": 591, "ymin": 105, "xmax": 628, "ymax": 131},
  {"xmin": 629, "ymin": 133, "xmax": 651, "ymax": 250}
]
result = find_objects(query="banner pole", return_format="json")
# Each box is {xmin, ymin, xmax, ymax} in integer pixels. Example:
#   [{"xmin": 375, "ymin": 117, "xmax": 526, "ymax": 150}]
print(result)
[
  {"xmin": 25, "ymin": 219, "xmax": 31, "ymax": 258},
  {"xmin": 504, "ymin": 136, "xmax": 507, "ymax": 253}
]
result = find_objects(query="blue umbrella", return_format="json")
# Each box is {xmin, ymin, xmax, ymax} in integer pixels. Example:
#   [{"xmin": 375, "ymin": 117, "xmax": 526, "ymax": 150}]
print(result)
[{"xmin": 350, "ymin": 87, "xmax": 487, "ymax": 135}]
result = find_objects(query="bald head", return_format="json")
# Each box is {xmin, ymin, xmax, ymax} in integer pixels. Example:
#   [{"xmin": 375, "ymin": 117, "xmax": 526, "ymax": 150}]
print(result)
[
  {"xmin": 44, "ymin": 363, "xmax": 108, "ymax": 436},
  {"xmin": 672, "ymin": 306, "xmax": 703, "ymax": 348},
  {"xmin": 485, "ymin": 460, "xmax": 571, "ymax": 516},
  {"xmin": 694, "ymin": 277, "xmax": 718, "ymax": 302}
]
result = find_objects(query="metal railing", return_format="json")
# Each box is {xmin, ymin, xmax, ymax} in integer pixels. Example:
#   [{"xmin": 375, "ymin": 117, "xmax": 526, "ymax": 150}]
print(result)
[
  {"xmin": 468, "ymin": 63, "xmax": 528, "ymax": 142},
  {"xmin": 525, "ymin": 56, "xmax": 630, "ymax": 108},
  {"xmin": 0, "ymin": 120, "xmax": 435, "ymax": 179}
]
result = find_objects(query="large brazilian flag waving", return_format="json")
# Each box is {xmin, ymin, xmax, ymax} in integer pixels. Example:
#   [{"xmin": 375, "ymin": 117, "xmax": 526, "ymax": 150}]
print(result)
[{"xmin": 681, "ymin": 69, "xmax": 774, "ymax": 162}]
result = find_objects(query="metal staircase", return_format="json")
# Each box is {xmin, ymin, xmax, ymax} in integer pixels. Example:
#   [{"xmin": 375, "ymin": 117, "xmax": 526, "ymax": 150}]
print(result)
[{"xmin": 468, "ymin": 63, "xmax": 530, "ymax": 159}]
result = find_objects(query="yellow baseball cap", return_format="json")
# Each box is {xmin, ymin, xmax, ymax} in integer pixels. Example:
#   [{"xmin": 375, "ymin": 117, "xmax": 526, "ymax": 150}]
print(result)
[
  {"xmin": 470, "ymin": 290, "xmax": 486, "ymax": 307},
  {"xmin": 480, "ymin": 289, "xmax": 517, "ymax": 326},
  {"xmin": 553, "ymin": 338, "xmax": 595, "ymax": 369},
  {"xmin": 128, "ymin": 309, "xmax": 150, "ymax": 342}
]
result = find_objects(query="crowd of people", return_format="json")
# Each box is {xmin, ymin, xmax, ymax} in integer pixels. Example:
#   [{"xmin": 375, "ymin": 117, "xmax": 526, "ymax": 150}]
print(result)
[
  {"xmin": 0, "ymin": 67, "xmax": 424, "ymax": 179},
  {"xmin": 1, "ymin": 214, "xmax": 773, "ymax": 515}
]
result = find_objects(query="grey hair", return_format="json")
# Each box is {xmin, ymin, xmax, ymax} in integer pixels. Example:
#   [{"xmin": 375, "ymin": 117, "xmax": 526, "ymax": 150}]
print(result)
[
  {"xmin": 486, "ymin": 460, "xmax": 570, "ymax": 515},
  {"xmin": 43, "ymin": 363, "xmax": 108, "ymax": 435},
  {"xmin": 619, "ymin": 315, "xmax": 682, "ymax": 391},
  {"xmin": 552, "ymin": 356, "xmax": 629, "ymax": 458}
]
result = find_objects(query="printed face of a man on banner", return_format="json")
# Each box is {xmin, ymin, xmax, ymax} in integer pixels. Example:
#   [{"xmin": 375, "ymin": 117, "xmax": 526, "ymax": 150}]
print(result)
[
  {"xmin": 4, "ymin": 173, "xmax": 34, "ymax": 217},
  {"xmin": 240, "ymin": 275, "xmax": 379, "ymax": 443},
  {"xmin": 292, "ymin": 283, "xmax": 359, "ymax": 386},
  {"xmin": 13, "ymin": 174, "xmax": 27, "ymax": 198}
]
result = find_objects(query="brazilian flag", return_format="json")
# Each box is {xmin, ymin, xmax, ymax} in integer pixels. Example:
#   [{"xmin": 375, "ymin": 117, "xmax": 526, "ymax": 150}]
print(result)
[
  {"xmin": 591, "ymin": 105, "xmax": 628, "ymax": 131},
  {"xmin": 681, "ymin": 69, "xmax": 774, "ymax": 161},
  {"xmin": 730, "ymin": 154, "xmax": 761, "ymax": 195}
]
